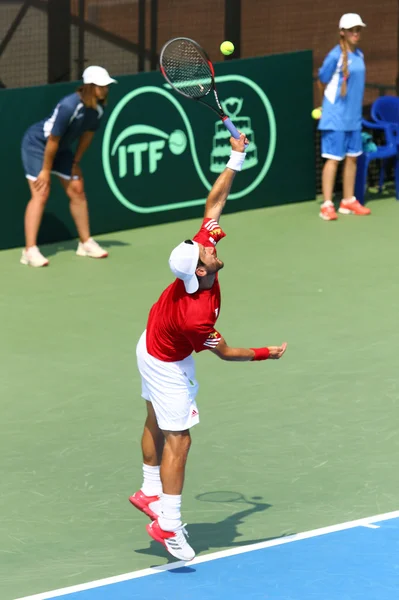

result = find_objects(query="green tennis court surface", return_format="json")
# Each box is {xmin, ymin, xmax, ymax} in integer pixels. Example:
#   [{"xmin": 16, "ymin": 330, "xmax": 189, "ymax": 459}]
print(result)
[{"xmin": 2, "ymin": 196, "xmax": 399, "ymax": 599}]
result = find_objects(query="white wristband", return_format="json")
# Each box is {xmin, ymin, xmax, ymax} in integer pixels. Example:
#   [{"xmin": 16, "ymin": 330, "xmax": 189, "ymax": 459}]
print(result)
[{"xmin": 226, "ymin": 150, "xmax": 246, "ymax": 172}]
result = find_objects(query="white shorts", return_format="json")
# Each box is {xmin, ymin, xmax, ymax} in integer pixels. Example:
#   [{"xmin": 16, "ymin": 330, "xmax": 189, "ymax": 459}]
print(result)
[{"xmin": 136, "ymin": 330, "xmax": 200, "ymax": 431}]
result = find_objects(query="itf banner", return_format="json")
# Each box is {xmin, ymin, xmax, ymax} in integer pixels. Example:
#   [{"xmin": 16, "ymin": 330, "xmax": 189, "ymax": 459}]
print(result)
[{"xmin": 0, "ymin": 51, "xmax": 314, "ymax": 250}]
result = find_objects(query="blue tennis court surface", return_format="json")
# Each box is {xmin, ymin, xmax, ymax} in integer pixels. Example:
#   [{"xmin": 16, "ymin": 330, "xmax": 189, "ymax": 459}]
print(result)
[{"xmin": 18, "ymin": 511, "xmax": 399, "ymax": 600}]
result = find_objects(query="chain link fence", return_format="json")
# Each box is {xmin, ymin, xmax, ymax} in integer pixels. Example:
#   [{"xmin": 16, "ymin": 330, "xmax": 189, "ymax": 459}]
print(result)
[{"xmin": 1, "ymin": 0, "xmax": 397, "ymax": 194}]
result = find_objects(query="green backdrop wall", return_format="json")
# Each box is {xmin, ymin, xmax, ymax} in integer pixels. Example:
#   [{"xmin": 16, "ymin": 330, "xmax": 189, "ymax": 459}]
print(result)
[{"xmin": 0, "ymin": 51, "xmax": 314, "ymax": 250}]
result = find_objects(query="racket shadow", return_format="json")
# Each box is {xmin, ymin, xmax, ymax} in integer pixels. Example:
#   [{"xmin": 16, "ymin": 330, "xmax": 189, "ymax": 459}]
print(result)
[{"xmin": 135, "ymin": 491, "xmax": 293, "ymax": 563}]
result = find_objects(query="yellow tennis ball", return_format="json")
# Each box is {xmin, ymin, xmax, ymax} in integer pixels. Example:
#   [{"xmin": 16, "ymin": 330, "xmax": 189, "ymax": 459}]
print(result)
[
  {"xmin": 220, "ymin": 41, "xmax": 235, "ymax": 56},
  {"xmin": 311, "ymin": 107, "xmax": 322, "ymax": 120}
]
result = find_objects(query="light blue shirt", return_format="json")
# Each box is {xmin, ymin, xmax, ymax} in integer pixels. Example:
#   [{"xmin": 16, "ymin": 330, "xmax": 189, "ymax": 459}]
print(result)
[{"xmin": 318, "ymin": 45, "xmax": 365, "ymax": 132}]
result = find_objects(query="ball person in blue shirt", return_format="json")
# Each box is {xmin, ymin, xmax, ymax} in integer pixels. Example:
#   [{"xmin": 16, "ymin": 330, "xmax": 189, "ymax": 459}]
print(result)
[
  {"xmin": 20, "ymin": 66, "xmax": 117, "ymax": 267},
  {"xmin": 317, "ymin": 13, "xmax": 371, "ymax": 221}
]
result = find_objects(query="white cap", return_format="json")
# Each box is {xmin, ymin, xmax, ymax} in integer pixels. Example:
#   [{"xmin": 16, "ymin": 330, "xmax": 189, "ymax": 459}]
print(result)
[
  {"xmin": 169, "ymin": 241, "xmax": 200, "ymax": 294},
  {"xmin": 339, "ymin": 13, "xmax": 366, "ymax": 29},
  {"xmin": 82, "ymin": 65, "xmax": 117, "ymax": 86}
]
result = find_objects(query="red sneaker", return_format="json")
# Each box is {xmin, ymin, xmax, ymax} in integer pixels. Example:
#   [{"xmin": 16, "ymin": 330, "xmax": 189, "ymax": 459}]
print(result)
[
  {"xmin": 129, "ymin": 490, "xmax": 160, "ymax": 520},
  {"xmin": 319, "ymin": 204, "xmax": 338, "ymax": 221},
  {"xmin": 338, "ymin": 198, "xmax": 371, "ymax": 216},
  {"xmin": 146, "ymin": 519, "xmax": 195, "ymax": 561}
]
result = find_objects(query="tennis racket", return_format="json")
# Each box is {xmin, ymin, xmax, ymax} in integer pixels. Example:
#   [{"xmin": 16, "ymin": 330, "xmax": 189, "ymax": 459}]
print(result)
[{"xmin": 159, "ymin": 37, "xmax": 241, "ymax": 139}]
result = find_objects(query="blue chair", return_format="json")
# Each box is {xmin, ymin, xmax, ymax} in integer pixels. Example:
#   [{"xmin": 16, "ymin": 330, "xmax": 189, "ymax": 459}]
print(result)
[
  {"xmin": 355, "ymin": 96, "xmax": 399, "ymax": 204},
  {"xmin": 371, "ymin": 95, "xmax": 399, "ymax": 124}
]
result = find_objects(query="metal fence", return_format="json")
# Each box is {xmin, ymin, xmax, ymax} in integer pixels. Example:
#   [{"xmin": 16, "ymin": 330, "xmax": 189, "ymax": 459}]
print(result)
[
  {"xmin": 1, "ymin": 0, "xmax": 398, "ymax": 193},
  {"xmin": 1, "ymin": 0, "xmax": 398, "ymax": 89}
]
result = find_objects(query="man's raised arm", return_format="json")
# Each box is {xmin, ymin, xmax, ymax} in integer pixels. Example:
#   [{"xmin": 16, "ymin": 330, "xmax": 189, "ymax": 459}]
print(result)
[{"xmin": 203, "ymin": 133, "xmax": 248, "ymax": 223}]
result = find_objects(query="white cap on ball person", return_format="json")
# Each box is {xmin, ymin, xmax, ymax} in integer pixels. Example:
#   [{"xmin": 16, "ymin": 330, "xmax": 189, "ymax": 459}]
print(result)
[
  {"xmin": 339, "ymin": 13, "xmax": 366, "ymax": 29},
  {"xmin": 82, "ymin": 65, "xmax": 117, "ymax": 86},
  {"xmin": 169, "ymin": 240, "xmax": 200, "ymax": 294}
]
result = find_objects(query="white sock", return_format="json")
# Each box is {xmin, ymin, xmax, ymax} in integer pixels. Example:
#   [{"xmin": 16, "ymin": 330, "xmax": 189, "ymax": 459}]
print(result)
[
  {"xmin": 342, "ymin": 196, "xmax": 355, "ymax": 204},
  {"xmin": 141, "ymin": 464, "xmax": 162, "ymax": 497},
  {"xmin": 322, "ymin": 200, "xmax": 334, "ymax": 207},
  {"xmin": 158, "ymin": 493, "xmax": 182, "ymax": 531}
]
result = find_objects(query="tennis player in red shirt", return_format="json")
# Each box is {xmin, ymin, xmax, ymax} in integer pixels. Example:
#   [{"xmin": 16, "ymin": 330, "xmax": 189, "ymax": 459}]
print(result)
[{"xmin": 130, "ymin": 133, "xmax": 287, "ymax": 561}]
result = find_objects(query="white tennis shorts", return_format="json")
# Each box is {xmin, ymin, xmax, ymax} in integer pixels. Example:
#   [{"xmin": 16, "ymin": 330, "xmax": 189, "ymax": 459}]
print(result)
[{"xmin": 136, "ymin": 330, "xmax": 200, "ymax": 431}]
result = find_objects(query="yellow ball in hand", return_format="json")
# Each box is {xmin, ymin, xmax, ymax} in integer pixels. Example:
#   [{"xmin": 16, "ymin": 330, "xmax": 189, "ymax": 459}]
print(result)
[
  {"xmin": 311, "ymin": 107, "xmax": 322, "ymax": 120},
  {"xmin": 220, "ymin": 41, "xmax": 235, "ymax": 56}
]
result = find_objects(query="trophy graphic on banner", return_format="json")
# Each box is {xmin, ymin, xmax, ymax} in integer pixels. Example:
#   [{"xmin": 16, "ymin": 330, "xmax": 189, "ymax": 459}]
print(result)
[{"xmin": 210, "ymin": 97, "xmax": 258, "ymax": 173}]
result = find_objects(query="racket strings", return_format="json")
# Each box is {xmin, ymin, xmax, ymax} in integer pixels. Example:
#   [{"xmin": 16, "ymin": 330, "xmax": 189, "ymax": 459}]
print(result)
[{"xmin": 161, "ymin": 39, "xmax": 213, "ymax": 99}]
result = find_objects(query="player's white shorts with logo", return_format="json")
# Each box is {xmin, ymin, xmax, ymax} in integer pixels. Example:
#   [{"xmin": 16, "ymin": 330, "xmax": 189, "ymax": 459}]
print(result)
[{"xmin": 136, "ymin": 330, "xmax": 200, "ymax": 431}]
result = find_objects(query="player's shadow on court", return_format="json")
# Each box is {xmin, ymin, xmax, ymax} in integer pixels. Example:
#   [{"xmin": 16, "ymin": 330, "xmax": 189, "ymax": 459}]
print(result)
[
  {"xmin": 37, "ymin": 214, "xmax": 130, "ymax": 257},
  {"xmin": 44, "ymin": 238, "xmax": 129, "ymax": 257},
  {"xmin": 135, "ymin": 491, "xmax": 291, "ymax": 563}
]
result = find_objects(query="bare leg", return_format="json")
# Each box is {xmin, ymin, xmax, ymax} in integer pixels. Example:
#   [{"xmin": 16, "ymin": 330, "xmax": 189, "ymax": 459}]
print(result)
[
  {"xmin": 322, "ymin": 158, "xmax": 340, "ymax": 202},
  {"xmin": 142, "ymin": 401, "xmax": 164, "ymax": 466},
  {"xmin": 59, "ymin": 177, "xmax": 90, "ymax": 242},
  {"xmin": 160, "ymin": 430, "xmax": 191, "ymax": 495},
  {"xmin": 342, "ymin": 155, "xmax": 357, "ymax": 200},
  {"xmin": 24, "ymin": 180, "xmax": 50, "ymax": 248},
  {"xmin": 130, "ymin": 402, "xmax": 163, "ymax": 513}
]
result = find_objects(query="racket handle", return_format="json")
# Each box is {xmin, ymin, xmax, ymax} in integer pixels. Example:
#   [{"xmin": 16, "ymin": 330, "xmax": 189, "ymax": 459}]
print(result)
[{"xmin": 222, "ymin": 117, "xmax": 241, "ymax": 139}]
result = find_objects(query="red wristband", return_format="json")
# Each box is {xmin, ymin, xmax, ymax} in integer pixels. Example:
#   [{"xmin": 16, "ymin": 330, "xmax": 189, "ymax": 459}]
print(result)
[{"xmin": 250, "ymin": 347, "xmax": 270, "ymax": 361}]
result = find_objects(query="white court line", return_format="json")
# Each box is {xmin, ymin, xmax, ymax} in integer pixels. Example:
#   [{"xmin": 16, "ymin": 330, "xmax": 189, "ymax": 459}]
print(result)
[{"xmin": 15, "ymin": 509, "xmax": 399, "ymax": 600}]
